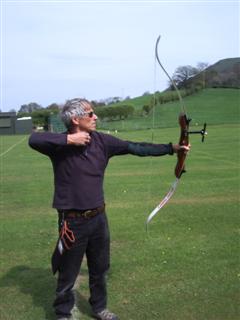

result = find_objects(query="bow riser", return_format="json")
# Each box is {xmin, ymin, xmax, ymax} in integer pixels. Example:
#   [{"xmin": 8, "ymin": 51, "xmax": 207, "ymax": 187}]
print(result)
[{"xmin": 175, "ymin": 113, "xmax": 190, "ymax": 178}]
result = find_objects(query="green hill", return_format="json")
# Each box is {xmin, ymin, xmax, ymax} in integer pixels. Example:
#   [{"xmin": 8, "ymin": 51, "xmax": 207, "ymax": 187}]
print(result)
[
  {"xmin": 187, "ymin": 57, "xmax": 240, "ymax": 89},
  {"xmin": 97, "ymin": 88, "xmax": 240, "ymax": 132},
  {"xmin": 49, "ymin": 88, "xmax": 239, "ymax": 133},
  {"xmin": 209, "ymin": 57, "xmax": 239, "ymax": 73}
]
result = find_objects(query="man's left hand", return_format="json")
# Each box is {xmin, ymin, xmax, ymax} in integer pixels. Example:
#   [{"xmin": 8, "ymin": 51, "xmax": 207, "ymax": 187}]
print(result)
[{"xmin": 173, "ymin": 143, "xmax": 191, "ymax": 154}]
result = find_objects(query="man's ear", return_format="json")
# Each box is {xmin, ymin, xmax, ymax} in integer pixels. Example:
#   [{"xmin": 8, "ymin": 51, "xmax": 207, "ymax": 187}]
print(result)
[{"xmin": 71, "ymin": 117, "xmax": 80, "ymax": 125}]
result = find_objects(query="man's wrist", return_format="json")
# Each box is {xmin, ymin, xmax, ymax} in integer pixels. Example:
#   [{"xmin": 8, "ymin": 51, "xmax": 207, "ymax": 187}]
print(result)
[
  {"xmin": 169, "ymin": 143, "xmax": 174, "ymax": 155},
  {"xmin": 67, "ymin": 134, "xmax": 74, "ymax": 145}
]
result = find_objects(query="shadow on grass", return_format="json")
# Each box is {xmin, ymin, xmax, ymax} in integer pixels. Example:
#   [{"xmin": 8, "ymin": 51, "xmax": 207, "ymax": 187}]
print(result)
[{"xmin": 0, "ymin": 265, "xmax": 91, "ymax": 320}]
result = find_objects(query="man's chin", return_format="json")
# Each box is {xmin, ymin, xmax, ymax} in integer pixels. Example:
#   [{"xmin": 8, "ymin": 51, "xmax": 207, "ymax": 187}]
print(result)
[{"xmin": 88, "ymin": 126, "xmax": 96, "ymax": 133}]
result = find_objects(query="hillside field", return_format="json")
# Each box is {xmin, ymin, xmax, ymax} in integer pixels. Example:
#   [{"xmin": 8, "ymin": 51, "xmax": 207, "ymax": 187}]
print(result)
[
  {"xmin": 0, "ymin": 88, "xmax": 239, "ymax": 320},
  {"xmin": 98, "ymin": 88, "xmax": 239, "ymax": 131}
]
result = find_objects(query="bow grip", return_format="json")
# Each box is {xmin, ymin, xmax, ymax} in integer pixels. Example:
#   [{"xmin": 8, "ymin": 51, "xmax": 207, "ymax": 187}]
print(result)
[{"xmin": 174, "ymin": 113, "xmax": 190, "ymax": 178}]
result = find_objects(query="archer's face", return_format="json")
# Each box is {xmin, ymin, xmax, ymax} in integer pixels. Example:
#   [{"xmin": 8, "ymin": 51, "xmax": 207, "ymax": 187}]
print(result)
[{"xmin": 71, "ymin": 102, "xmax": 98, "ymax": 133}]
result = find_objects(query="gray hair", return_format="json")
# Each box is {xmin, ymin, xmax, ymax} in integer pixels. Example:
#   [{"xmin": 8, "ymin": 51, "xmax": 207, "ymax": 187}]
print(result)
[{"xmin": 60, "ymin": 98, "xmax": 91, "ymax": 129}]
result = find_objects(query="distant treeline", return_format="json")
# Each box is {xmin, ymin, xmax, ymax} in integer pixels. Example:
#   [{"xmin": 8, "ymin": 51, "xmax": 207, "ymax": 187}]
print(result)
[
  {"xmin": 95, "ymin": 105, "xmax": 134, "ymax": 121},
  {"xmin": 18, "ymin": 84, "xmax": 204, "ymax": 129},
  {"xmin": 142, "ymin": 85, "xmax": 203, "ymax": 115}
]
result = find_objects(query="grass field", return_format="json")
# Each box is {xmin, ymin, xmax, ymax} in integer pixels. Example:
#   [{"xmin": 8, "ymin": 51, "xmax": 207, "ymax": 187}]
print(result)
[{"xmin": 0, "ymin": 88, "xmax": 239, "ymax": 320}]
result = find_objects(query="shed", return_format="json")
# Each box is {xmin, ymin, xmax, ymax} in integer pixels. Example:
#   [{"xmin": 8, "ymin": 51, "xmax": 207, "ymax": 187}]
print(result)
[
  {"xmin": 0, "ymin": 112, "xmax": 17, "ymax": 135},
  {"xmin": 0, "ymin": 112, "xmax": 33, "ymax": 135},
  {"xmin": 15, "ymin": 117, "xmax": 33, "ymax": 134}
]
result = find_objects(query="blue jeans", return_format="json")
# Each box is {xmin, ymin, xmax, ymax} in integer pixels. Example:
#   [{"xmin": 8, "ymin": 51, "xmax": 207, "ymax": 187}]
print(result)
[{"xmin": 53, "ymin": 211, "xmax": 110, "ymax": 318}]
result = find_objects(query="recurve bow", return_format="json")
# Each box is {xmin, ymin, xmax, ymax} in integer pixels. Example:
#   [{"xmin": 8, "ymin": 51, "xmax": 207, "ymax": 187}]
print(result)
[{"xmin": 146, "ymin": 35, "xmax": 207, "ymax": 227}]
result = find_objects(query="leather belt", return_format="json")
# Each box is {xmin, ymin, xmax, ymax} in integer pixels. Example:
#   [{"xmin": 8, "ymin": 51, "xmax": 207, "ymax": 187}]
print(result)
[{"xmin": 60, "ymin": 204, "xmax": 105, "ymax": 219}]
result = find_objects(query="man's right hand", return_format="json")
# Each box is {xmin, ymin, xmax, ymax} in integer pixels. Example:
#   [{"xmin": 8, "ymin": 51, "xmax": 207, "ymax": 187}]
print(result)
[{"xmin": 67, "ymin": 132, "xmax": 91, "ymax": 146}]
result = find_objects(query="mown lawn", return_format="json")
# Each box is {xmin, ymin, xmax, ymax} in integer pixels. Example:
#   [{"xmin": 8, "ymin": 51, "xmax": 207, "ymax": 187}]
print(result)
[{"xmin": 0, "ymin": 120, "xmax": 239, "ymax": 319}]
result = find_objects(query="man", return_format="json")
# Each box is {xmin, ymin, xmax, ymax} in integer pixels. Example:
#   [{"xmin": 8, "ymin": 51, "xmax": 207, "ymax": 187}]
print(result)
[{"xmin": 29, "ymin": 98, "xmax": 190, "ymax": 320}]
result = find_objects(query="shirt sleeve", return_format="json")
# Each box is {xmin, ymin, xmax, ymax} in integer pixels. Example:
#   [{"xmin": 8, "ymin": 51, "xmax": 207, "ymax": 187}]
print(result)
[
  {"xmin": 101, "ymin": 132, "xmax": 174, "ymax": 158},
  {"xmin": 28, "ymin": 132, "xmax": 67, "ymax": 156},
  {"xmin": 127, "ymin": 141, "xmax": 174, "ymax": 156},
  {"xmin": 101, "ymin": 133, "xmax": 129, "ymax": 158}
]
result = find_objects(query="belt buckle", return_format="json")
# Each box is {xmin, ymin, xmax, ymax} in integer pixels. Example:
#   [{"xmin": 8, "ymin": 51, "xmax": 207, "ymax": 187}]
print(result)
[{"xmin": 82, "ymin": 210, "xmax": 92, "ymax": 218}]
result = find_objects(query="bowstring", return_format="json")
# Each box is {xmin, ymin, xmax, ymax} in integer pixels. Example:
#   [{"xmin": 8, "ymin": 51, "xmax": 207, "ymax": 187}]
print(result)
[
  {"xmin": 146, "ymin": 40, "xmax": 163, "ymax": 235},
  {"xmin": 152, "ymin": 45, "xmax": 158, "ymax": 140},
  {"xmin": 145, "ymin": 40, "xmax": 158, "ymax": 232}
]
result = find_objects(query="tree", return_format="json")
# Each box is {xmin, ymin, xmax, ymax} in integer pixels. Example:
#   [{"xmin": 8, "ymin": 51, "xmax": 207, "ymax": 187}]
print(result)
[
  {"xmin": 172, "ymin": 65, "xmax": 199, "ymax": 88},
  {"xmin": 91, "ymin": 100, "xmax": 106, "ymax": 108},
  {"xmin": 19, "ymin": 102, "xmax": 42, "ymax": 113},
  {"xmin": 46, "ymin": 103, "xmax": 60, "ymax": 111},
  {"xmin": 196, "ymin": 62, "xmax": 209, "ymax": 72},
  {"xmin": 195, "ymin": 62, "xmax": 209, "ymax": 89},
  {"xmin": 95, "ymin": 104, "xmax": 134, "ymax": 121},
  {"xmin": 142, "ymin": 104, "xmax": 152, "ymax": 115}
]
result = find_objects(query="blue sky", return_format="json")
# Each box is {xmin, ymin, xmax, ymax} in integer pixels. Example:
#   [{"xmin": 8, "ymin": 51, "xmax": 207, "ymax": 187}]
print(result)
[{"xmin": 1, "ymin": 0, "xmax": 239, "ymax": 112}]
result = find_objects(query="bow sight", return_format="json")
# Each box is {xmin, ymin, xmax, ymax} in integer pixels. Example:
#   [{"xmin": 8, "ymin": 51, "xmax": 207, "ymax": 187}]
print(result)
[{"xmin": 188, "ymin": 121, "xmax": 207, "ymax": 142}]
